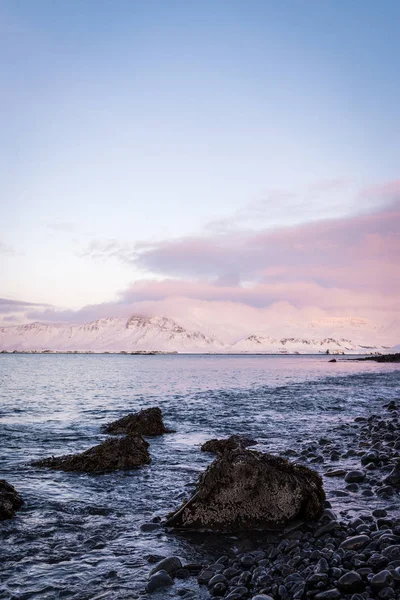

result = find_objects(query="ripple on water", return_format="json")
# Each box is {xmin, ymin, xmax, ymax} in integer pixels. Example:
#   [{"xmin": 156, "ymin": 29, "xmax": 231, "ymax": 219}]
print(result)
[{"xmin": 0, "ymin": 354, "xmax": 399, "ymax": 598}]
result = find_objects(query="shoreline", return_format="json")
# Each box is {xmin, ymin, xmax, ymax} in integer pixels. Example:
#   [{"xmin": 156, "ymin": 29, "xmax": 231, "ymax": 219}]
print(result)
[{"xmin": 144, "ymin": 401, "xmax": 400, "ymax": 599}]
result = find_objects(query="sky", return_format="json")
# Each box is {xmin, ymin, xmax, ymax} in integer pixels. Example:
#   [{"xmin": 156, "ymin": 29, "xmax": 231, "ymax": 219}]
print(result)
[{"xmin": 1, "ymin": 1, "xmax": 399, "ymax": 337}]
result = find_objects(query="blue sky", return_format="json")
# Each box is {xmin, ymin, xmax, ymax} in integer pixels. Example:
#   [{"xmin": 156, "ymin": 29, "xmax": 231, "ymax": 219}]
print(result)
[{"xmin": 1, "ymin": 1, "xmax": 399, "ymax": 328}]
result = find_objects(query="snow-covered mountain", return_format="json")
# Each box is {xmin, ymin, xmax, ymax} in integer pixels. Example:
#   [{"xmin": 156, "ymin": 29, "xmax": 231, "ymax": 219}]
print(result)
[
  {"xmin": 0, "ymin": 314, "xmax": 395, "ymax": 354},
  {"xmin": 0, "ymin": 316, "xmax": 226, "ymax": 353}
]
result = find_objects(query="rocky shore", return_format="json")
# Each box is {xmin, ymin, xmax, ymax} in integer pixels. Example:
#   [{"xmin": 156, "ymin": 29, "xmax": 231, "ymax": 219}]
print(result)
[{"xmin": 143, "ymin": 401, "xmax": 400, "ymax": 599}]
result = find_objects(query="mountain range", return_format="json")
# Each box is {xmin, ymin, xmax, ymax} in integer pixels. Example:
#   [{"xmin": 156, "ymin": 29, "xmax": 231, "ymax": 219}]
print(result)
[{"xmin": 0, "ymin": 315, "xmax": 396, "ymax": 354}]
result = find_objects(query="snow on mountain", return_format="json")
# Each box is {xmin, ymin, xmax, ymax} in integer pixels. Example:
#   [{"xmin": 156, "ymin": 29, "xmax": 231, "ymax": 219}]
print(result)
[
  {"xmin": 0, "ymin": 316, "xmax": 226, "ymax": 353},
  {"xmin": 0, "ymin": 314, "xmax": 396, "ymax": 354}
]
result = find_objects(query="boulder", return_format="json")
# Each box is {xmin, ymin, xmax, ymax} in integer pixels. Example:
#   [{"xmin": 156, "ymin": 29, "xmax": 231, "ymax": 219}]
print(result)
[
  {"xmin": 201, "ymin": 434, "xmax": 257, "ymax": 454},
  {"xmin": 32, "ymin": 435, "xmax": 151, "ymax": 472},
  {"xmin": 102, "ymin": 406, "xmax": 170, "ymax": 436},
  {"xmin": 0, "ymin": 480, "xmax": 24, "ymax": 520},
  {"xmin": 166, "ymin": 447, "xmax": 325, "ymax": 531}
]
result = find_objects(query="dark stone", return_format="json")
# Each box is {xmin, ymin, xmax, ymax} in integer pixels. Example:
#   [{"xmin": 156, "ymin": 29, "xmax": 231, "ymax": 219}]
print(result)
[
  {"xmin": 32, "ymin": 435, "xmax": 151, "ymax": 472},
  {"xmin": 370, "ymin": 570, "xmax": 393, "ymax": 591},
  {"xmin": 149, "ymin": 556, "xmax": 182, "ymax": 576},
  {"xmin": 345, "ymin": 470, "xmax": 366, "ymax": 483},
  {"xmin": 165, "ymin": 448, "xmax": 325, "ymax": 530},
  {"xmin": 0, "ymin": 480, "xmax": 24, "ymax": 520},
  {"xmin": 314, "ymin": 590, "xmax": 341, "ymax": 600},
  {"xmin": 381, "ymin": 545, "xmax": 400, "ymax": 562},
  {"xmin": 337, "ymin": 571, "xmax": 365, "ymax": 593},
  {"xmin": 340, "ymin": 535, "xmax": 370, "ymax": 551},
  {"xmin": 201, "ymin": 434, "xmax": 257, "ymax": 454},
  {"xmin": 146, "ymin": 570, "xmax": 174, "ymax": 592},
  {"xmin": 102, "ymin": 406, "xmax": 170, "ymax": 436},
  {"xmin": 140, "ymin": 522, "xmax": 161, "ymax": 532}
]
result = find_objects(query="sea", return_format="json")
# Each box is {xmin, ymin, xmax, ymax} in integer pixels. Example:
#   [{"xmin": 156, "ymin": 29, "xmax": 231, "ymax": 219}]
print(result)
[{"xmin": 0, "ymin": 354, "xmax": 399, "ymax": 599}]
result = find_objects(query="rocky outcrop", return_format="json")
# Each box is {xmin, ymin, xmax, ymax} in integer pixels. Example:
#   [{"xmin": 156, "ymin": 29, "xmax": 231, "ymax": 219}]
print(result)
[
  {"xmin": 166, "ymin": 448, "xmax": 325, "ymax": 531},
  {"xmin": 102, "ymin": 407, "xmax": 170, "ymax": 436},
  {"xmin": 0, "ymin": 480, "xmax": 24, "ymax": 519},
  {"xmin": 201, "ymin": 434, "xmax": 257, "ymax": 454},
  {"xmin": 356, "ymin": 353, "xmax": 400, "ymax": 363},
  {"xmin": 32, "ymin": 435, "xmax": 151, "ymax": 472}
]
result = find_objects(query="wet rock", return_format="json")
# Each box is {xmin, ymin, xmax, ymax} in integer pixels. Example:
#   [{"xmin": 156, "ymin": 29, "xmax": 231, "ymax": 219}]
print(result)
[
  {"xmin": 102, "ymin": 406, "xmax": 170, "ymax": 436},
  {"xmin": 337, "ymin": 571, "xmax": 365, "ymax": 593},
  {"xmin": 370, "ymin": 570, "xmax": 394, "ymax": 591},
  {"xmin": 201, "ymin": 434, "xmax": 258, "ymax": 454},
  {"xmin": 381, "ymin": 545, "xmax": 400, "ymax": 562},
  {"xmin": 384, "ymin": 460, "xmax": 400, "ymax": 487},
  {"xmin": 345, "ymin": 470, "xmax": 366, "ymax": 483},
  {"xmin": 32, "ymin": 435, "xmax": 151, "ymax": 472},
  {"xmin": 0, "ymin": 480, "xmax": 24, "ymax": 520},
  {"xmin": 165, "ymin": 448, "xmax": 325, "ymax": 530},
  {"xmin": 325, "ymin": 469, "xmax": 346, "ymax": 477},
  {"xmin": 140, "ymin": 522, "xmax": 161, "ymax": 532},
  {"xmin": 146, "ymin": 570, "xmax": 174, "ymax": 592},
  {"xmin": 149, "ymin": 556, "xmax": 182, "ymax": 576},
  {"xmin": 314, "ymin": 590, "xmax": 341, "ymax": 600},
  {"xmin": 340, "ymin": 535, "xmax": 370, "ymax": 551}
]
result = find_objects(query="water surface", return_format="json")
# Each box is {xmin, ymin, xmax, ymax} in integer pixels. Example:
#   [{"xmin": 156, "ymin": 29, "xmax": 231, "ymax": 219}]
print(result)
[{"xmin": 1, "ymin": 354, "xmax": 399, "ymax": 599}]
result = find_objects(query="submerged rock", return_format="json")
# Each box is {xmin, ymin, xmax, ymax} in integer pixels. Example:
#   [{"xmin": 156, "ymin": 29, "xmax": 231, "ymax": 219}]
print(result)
[
  {"xmin": 32, "ymin": 435, "xmax": 151, "ymax": 472},
  {"xmin": 201, "ymin": 434, "xmax": 257, "ymax": 454},
  {"xmin": 0, "ymin": 480, "xmax": 24, "ymax": 520},
  {"xmin": 166, "ymin": 447, "xmax": 325, "ymax": 531},
  {"xmin": 102, "ymin": 406, "xmax": 170, "ymax": 436}
]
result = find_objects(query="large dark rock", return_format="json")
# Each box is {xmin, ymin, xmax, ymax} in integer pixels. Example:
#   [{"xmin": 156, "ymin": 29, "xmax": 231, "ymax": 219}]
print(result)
[
  {"xmin": 201, "ymin": 434, "xmax": 257, "ymax": 454},
  {"xmin": 0, "ymin": 480, "xmax": 24, "ymax": 520},
  {"xmin": 32, "ymin": 435, "xmax": 151, "ymax": 472},
  {"xmin": 102, "ymin": 407, "xmax": 170, "ymax": 436},
  {"xmin": 166, "ymin": 447, "xmax": 325, "ymax": 531}
]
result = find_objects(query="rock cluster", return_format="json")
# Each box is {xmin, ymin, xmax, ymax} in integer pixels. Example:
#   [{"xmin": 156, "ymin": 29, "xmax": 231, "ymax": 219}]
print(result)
[
  {"xmin": 102, "ymin": 406, "xmax": 170, "ymax": 436},
  {"xmin": 166, "ymin": 448, "xmax": 325, "ymax": 531},
  {"xmin": 201, "ymin": 435, "xmax": 258, "ymax": 454},
  {"xmin": 31, "ymin": 406, "xmax": 171, "ymax": 475},
  {"xmin": 356, "ymin": 353, "xmax": 400, "ymax": 363},
  {"xmin": 0, "ymin": 480, "xmax": 24, "ymax": 520},
  {"xmin": 32, "ymin": 434, "xmax": 151, "ymax": 472},
  {"xmin": 194, "ymin": 509, "xmax": 400, "ymax": 599}
]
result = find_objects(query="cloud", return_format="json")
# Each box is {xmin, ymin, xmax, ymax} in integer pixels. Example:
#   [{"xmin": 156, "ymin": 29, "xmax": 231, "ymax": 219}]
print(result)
[
  {"xmin": 0, "ymin": 297, "xmax": 51, "ymax": 315},
  {"xmin": 8, "ymin": 179, "xmax": 400, "ymax": 342}
]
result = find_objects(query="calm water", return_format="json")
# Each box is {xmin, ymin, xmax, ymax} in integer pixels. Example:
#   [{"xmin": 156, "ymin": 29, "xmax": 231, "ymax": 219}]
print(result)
[{"xmin": 1, "ymin": 354, "xmax": 399, "ymax": 599}]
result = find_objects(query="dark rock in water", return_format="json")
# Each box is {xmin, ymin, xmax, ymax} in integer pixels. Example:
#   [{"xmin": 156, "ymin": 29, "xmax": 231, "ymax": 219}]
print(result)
[
  {"xmin": 165, "ymin": 447, "xmax": 325, "ymax": 531},
  {"xmin": 0, "ymin": 480, "xmax": 24, "ymax": 519},
  {"xmin": 146, "ymin": 570, "xmax": 174, "ymax": 592},
  {"xmin": 201, "ymin": 434, "xmax": 257, "ymax": 454},
  {"xmin": 32, "ymin": 435, "xmax": 151, "ymax": 472},
  {"xmin": 344, "ymin": 470, "xmax": 365, "ymax": 483},
  {"xmin": 384, "ymin": 460, "xmax": 400, "ymax": 487},
  {"xmin": 102, "ymin": 406, "xmax": 170, "ymax": 436},
  {"xmin": 149, "ymin": 556, "xmax": 182, "ymax": 576},
  {"xmin": 328, "ymin": 359, "xmax": 337, "ymax": 363}
]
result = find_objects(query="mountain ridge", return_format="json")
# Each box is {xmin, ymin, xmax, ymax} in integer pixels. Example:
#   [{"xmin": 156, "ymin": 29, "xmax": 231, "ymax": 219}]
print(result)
[{"xmin": 0, "ymin": 314, "xmax": 396, "ymax": 354}]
